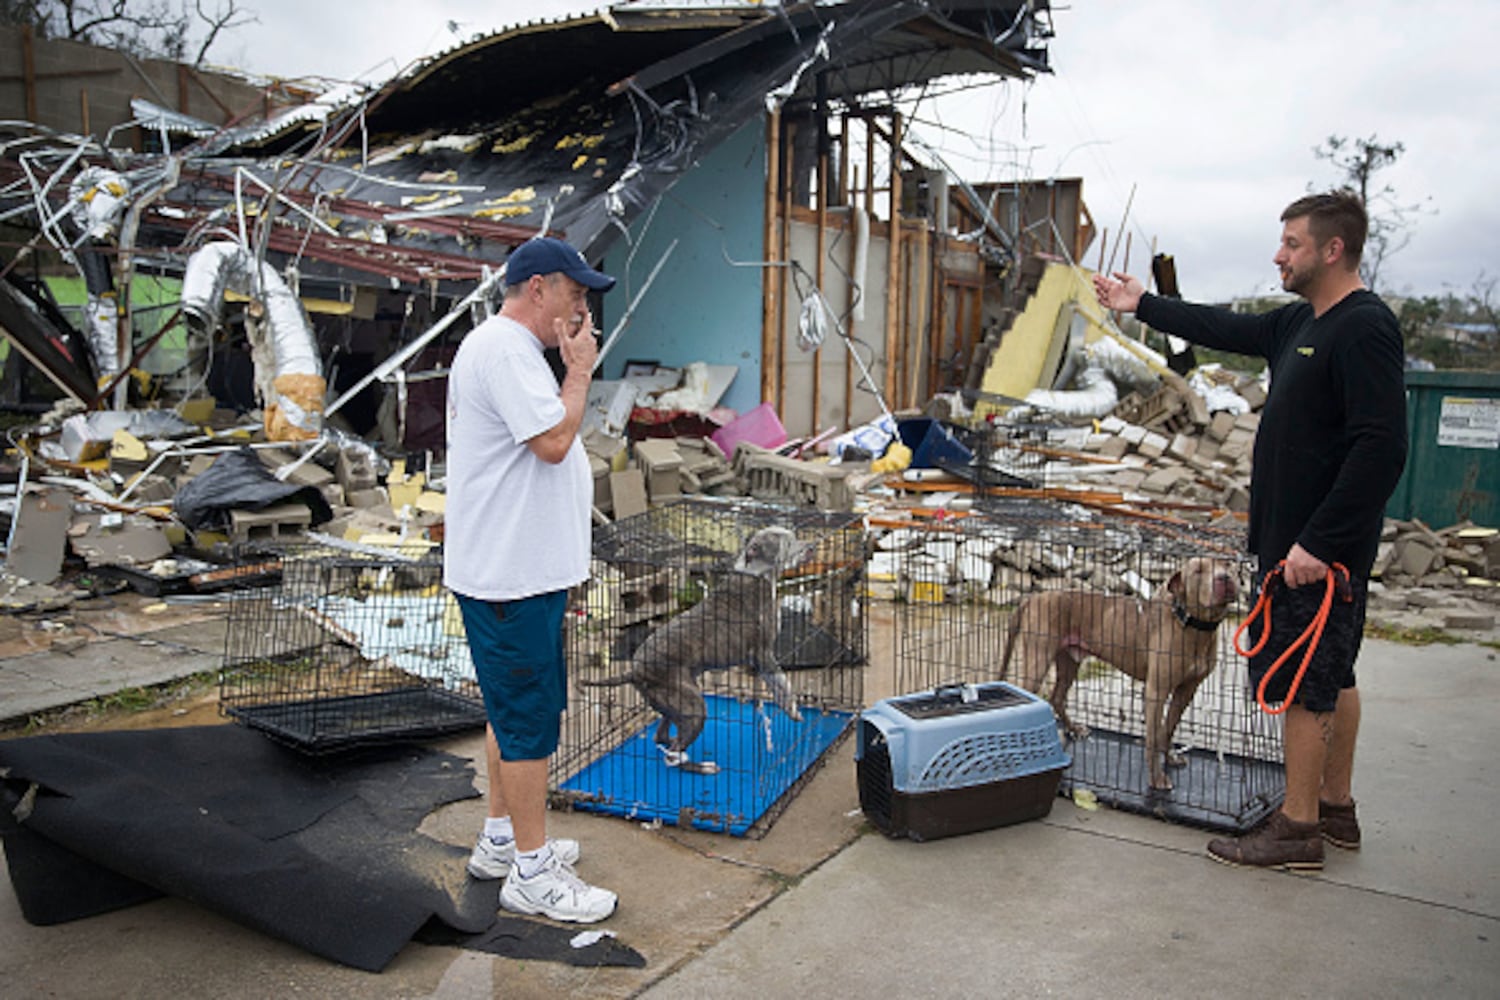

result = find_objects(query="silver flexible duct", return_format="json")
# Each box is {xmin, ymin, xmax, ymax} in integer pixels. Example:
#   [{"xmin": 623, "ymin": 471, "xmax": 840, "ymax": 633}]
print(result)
[{"xmin": 180, "ymin": 241, "xmax": 323, "ymax": 439}]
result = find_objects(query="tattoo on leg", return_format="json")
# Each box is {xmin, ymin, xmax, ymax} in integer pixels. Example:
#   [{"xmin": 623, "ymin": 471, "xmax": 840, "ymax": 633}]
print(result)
[{"xmin": 1315, "ymin": 712, "xmax": 1335, "ymax": 745}]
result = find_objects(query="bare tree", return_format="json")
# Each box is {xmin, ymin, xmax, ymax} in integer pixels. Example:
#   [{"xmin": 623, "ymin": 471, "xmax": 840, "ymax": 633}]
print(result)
[
  {"xmin": 1469, "ymin": 272, "xmax": 1499, "ymax": 332},
  {"xmin": 1313, "ymin": 133, "xmax": 1431, "ymax": 293},
  {"xmin": 188, "ymin": 0, "xmax": 250, "ymax": 66},
  {"xmin": 1, "ymin": 0, "xmax": 255, "ymax": 66}
]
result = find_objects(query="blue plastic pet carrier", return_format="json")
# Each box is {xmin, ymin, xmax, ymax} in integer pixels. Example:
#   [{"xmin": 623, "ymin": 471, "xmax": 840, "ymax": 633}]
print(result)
[{"xmin": 857, "ymin": 681, "xmax": 1069, "ymax": 841}]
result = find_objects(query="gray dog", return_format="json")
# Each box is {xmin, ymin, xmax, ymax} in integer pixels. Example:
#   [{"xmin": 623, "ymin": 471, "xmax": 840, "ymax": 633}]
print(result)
[{"xmin": 581, "ymin": 526, "xmax": 812, "ymax": 774}]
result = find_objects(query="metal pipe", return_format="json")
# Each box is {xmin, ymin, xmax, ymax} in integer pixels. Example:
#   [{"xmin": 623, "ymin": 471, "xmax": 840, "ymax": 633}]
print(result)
[
  {"xmin": 594, "ymin": 239, "xmax": 678, "ymax": 373},
  {"xmin": 323, "ymin": 265, "xmax": 506, "ymax": 419}
]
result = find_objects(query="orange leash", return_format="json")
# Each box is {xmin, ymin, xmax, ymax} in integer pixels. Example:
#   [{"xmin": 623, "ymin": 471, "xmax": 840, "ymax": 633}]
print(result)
[{"xmin": 1233, "ymin": 561, "xmax": 1351, "ymax": 715}]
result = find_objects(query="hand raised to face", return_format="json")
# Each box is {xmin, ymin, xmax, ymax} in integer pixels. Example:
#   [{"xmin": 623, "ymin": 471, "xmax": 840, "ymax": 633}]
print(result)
[{"xmin": 555, "ymin": 310, "xmax": 598, "ymax": 374}]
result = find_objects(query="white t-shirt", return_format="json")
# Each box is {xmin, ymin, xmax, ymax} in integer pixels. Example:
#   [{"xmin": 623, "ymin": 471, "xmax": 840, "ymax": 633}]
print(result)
[{"xmin": 442, "ymin": 314, "xmax": 591, "ymax": 600}]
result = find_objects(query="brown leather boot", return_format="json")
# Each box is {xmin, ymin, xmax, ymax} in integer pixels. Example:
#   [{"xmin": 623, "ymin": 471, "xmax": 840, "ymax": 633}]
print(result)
[
  {"xmin": 1320, "ymin": 799, "xmax": 1361, "ymax": 850},
  {"xmin": 1207, "ymin": 811, "xmax": 1324, "ymax": 871}
]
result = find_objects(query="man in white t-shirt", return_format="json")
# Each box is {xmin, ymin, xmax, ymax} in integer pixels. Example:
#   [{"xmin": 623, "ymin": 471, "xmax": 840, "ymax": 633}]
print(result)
[{"xmin": 443, "ymin": 237, "xmax": 617, "ymax": 923}]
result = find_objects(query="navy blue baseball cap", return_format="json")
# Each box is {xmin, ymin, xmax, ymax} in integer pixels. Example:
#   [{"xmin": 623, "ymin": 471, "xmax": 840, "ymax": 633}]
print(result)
[{"xmin": 504, "ymin": 237, "xmax": 616, "ymax": 292}]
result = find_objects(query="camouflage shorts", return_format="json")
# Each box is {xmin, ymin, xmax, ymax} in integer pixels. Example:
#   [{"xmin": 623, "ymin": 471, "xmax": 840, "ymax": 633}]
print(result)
[{"xmin": 1246, "ymin": 565, "xmax": 1367, "ymax": 713}]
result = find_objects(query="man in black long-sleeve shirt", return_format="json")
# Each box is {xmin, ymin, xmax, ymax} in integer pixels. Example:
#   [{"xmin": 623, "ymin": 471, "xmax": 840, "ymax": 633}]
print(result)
[{"xmin": 1094, "ymin": 191, "xmax": 1407, "ymax": 871}]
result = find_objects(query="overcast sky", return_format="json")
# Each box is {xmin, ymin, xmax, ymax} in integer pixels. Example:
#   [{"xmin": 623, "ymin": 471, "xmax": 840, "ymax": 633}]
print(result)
[{"xmin": 219, "ymin": 1, "xmax": 1500, "ymax": 304}]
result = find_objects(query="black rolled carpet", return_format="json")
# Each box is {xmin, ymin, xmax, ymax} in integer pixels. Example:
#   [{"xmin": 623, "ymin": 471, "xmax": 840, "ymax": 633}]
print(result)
[{"xmin": 0, "ymin": 726, "xmax": 643, "ymax": 971}]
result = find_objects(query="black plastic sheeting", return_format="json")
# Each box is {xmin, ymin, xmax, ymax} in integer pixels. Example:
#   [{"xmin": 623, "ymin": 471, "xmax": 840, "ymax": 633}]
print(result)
[
  {"xmin": 0, "ymin": 726, "xmax": 644, "ymax": 971},
  {"xmin": 171, "ymin": 445, "xmax": 334, "ymax": 531}
]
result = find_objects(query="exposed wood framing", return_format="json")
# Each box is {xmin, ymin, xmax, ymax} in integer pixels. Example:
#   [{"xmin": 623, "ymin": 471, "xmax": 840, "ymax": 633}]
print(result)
[
  {"xmin": 22, "ymin": 25, "xmax": 36, "ymax": 121},
  {"xmin": 884, "ymin": 110, "xmax": 902, "ymax": 409},
  {"xmin": 760, "ymin": 107, "xmax": 782, "ymax": 406},
  {"xmin": 811, "ymin": 74, "xmax": 828, "ymax": 438},
  {"xmin": 841, "ymin": 112, "xmax": 854, "ymax": 428},
  {"xmin": 777, "ymin": 116, "xmax": 795, "ymax": 416}
]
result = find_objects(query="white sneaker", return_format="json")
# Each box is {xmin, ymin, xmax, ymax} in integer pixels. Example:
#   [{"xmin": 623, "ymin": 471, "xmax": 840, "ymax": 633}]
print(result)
[
  {"xmin": 466, "ymin": 835, "xmax": 580, "ymax": 880},
  {"xmin": 499, "ymin": 851, "xmax": 617, "ymax": 924}
]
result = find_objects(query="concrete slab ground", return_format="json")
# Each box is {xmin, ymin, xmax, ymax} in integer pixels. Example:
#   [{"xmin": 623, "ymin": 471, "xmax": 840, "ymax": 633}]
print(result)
[
  {"xmin": 1, "ymin": 595, "xmax": 1497, "ymax": 997},
  {"xmin": 0, "ymin": 593, "xmax": 229, "ymax": 722},
  {"xmin": 644, "ymin": 638, "xmax": 1500, "ymax": 1000}
]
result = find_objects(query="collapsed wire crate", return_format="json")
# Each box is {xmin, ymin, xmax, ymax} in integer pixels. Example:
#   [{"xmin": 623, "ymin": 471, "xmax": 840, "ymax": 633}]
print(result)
[
  {"xmin": 219, "ymin": 541, "xmax": 487, "ymax": 752},
  {"xmin": 555, "ymin": 498, "xmax": 867, "ymax": 837},
  {"xmin": 965, "ymin": 417, "xmax": 1060, "ymax": 492},
  {"xmin": 937, "ymin": 405, "xmax": 1070, "ymax": 492},
  {"xmin": 887, "ymin": 499, "xmax": 1280, "ymax": 832}
]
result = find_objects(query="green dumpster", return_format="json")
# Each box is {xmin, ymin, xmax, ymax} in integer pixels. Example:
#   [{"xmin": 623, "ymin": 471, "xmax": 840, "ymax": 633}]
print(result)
[{"xmin": 1386, "ymin": 370, "xmax": 1500, "ymax": 528}]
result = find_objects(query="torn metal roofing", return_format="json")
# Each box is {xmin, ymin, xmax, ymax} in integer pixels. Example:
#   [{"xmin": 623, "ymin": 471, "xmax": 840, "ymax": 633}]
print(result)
[
  {"xmin": 139, "ymin": 1, "xmax": 1051, "ymax": 288},
  {"xmin": 130, "ymin": 83, "xmax": 374, "ymax": 152},
  {"xmin": 2, "ymin": 0, "xmax": 1053, "ymax": 341}
]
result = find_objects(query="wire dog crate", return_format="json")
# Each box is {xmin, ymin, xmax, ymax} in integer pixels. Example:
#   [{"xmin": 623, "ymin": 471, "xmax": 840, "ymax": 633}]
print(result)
[
  {"xmin": 888, "ymin": 499, "xmax": 1280, "ymax": 833},
  {"xmin": 219, "ymin": 543, "xmax": 487, "ymax": 752},
  {"xmin": 928, "ymin": 411, "xmax": 1069, "ymax": 493},
  {"xmin": 555, "ymin": 498, "xmax": 867, "ymax": 837}
]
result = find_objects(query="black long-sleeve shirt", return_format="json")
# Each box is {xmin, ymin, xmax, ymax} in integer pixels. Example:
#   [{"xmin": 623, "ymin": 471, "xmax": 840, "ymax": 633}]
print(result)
[{"xmin": 1137, "ymin": 289, "xmax": 1407, "ymax": 578}]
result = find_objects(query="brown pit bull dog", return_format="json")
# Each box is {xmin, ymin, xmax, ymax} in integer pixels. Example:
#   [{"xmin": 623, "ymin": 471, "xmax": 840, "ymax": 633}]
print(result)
[{"xmin": 999, "ymin": 556, "xmax": 1238, "ymax": 791}]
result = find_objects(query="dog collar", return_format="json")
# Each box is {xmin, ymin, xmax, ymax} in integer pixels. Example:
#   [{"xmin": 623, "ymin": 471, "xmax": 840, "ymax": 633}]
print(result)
[{"xmin": 1172, "ymin": 600, "xmax": 1223, "ymax": 632}]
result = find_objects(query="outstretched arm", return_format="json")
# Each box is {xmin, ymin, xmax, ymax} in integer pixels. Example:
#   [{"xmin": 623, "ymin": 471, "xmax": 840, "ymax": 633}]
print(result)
[{"xmin": 1092, "ymin": 271, "xmax": 1147, "ymax": 313}]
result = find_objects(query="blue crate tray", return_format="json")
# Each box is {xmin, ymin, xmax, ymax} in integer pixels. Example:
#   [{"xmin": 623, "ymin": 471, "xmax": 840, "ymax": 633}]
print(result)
[{"xmin": 559, "ymin": 694, "xmax": 852, "ymax": 836}]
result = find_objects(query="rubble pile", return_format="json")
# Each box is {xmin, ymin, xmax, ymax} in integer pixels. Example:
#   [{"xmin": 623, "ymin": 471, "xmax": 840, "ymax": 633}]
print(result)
[
  {"xmin": 0, "ymin": 348, "xmax": 1495, "ymax": 646},
  {"xmin": 1371, "ymin": 521, "xmax": 1500, "ymax": 631},
  {"xmin": 863, "ymin": 520, "xmax": 1241, "ymax": 606}
]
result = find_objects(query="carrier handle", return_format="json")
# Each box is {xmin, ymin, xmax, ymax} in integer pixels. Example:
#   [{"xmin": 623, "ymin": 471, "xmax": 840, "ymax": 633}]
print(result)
[{"xmin": 932, "ymin": 682, "xmax": 980, "ymax": 703}]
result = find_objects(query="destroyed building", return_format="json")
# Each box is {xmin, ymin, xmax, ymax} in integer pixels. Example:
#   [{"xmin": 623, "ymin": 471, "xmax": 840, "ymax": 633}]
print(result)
[
  {"xmin": 1, "ymin": 2, "xmax": 1065, "ymax": 439},
  {"xmin": 0, "ymin": 3, "xmax": 1495, "ymax": 629}
]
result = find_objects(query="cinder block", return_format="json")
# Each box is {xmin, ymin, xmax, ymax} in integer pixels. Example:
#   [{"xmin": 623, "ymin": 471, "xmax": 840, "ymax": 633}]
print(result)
[
  {"xmin": 1237, "ymin": 380, "xmax": 1267, "ymax": 410},
  {"xmin": 610, "ymin": 567, "xmax": 681, "ymax": 627},
  {"xmin": 590, "ymin": 455, "xmax": 612, "ymax": 513},
  {"xmin": 229, "ymin": 503, "xmax": 311, "ymax": 544},
  {"xmin": 346, "ymin": 486, "xmax": 389, "ymax": 509},
  {"xmin": 1207, "ymin": 411, "xmax": 1236, "ymax": 442},
  {"xmin": 634, "ymin": 438, "xmax": 682, "ymax": 501},
  {"xmin": 732, "ymin": 445, "xmax": 853, "ymax": 509},
  {"xmin": 1168, "ymin": 432, "xmax": 1198, "ymax": 461},
  {"xmin": 336, "ymin": 449, "xmax": 379, "ymax": 492},
  {"xmin": 1137, "ymin": 431, "xmax": 1170, "ymax": 459},
  {"xmin": 1140, "ymin": 466, "xmax": 1188, "ymax": 495},
  {"xmin": 1096, "ymin": 435, "xmax": 1131, "ymax": 459},
  {"xmin": 609, "ymin": 468, "xmax": 649, "ymax": 519}
]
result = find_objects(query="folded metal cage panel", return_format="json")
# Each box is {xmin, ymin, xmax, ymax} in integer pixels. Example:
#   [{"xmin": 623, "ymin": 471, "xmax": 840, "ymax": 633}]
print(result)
[
  {"xmin": 889, "ymin": 499, "xmax": 1280, "ymax": 832},
  {"xmin": 219, "ymin": 544, "xmax": 486, "ymax": 752},
  {"xmin": 556, "ymin": 498, "xmax": 867, "ymax": 837}
]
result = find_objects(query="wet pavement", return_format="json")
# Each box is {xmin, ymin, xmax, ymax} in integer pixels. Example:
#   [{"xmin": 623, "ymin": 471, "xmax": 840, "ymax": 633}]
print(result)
[{"xmin": 0, "ymin": 593, "xmax": 1497, "ymax": 998}]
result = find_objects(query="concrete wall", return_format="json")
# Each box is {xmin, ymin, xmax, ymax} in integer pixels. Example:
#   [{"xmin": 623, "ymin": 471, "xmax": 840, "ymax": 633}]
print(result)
[
  {"xmin": 0, "ymin": 25, "xmax": 280, "ymax": 144},
  {"xmin": 600, "ymin": 118, "xmax": 768, "ymax": 417}
]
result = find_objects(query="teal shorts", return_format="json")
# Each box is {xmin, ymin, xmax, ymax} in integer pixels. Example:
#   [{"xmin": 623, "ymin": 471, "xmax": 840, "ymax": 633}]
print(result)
[{"xmin": 455, "ymin": 590, "xmax": 567, "ymax": 760}]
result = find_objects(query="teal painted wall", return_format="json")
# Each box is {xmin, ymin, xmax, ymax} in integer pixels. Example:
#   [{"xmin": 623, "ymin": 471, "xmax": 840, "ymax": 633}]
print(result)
[{"xmin": 601, "ymin": 119, "xmax": 766, "ymax": 415}]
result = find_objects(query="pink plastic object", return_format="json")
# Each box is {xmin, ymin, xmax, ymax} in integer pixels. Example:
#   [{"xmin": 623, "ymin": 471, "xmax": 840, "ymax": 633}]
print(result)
[{"xmin": 710, "ymin": 402, "xmax": 787, "ymax": 455}]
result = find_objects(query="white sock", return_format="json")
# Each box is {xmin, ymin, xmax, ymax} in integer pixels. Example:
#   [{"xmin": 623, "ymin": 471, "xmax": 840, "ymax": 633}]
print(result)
[
  {"xmin": 483, "ymin": 816, "xmax": 514, "ymax": 842},
  {"xmin": 515, "ymin": 843, "xmax": 553, "ymax": 879}
]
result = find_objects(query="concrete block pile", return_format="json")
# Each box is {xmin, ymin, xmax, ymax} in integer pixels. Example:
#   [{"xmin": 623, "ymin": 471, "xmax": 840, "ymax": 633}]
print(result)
[
  {"xmin": 1369, "ymin": 521, "xmax": 1500, "ymax": 631},
  {"xmin": 865, "ymin": 519, "xmax": 1248, "ymax": 606},
  {"xmin": 1053, "ymin": 377, "xmax": 1262, "ymax": 517}
]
